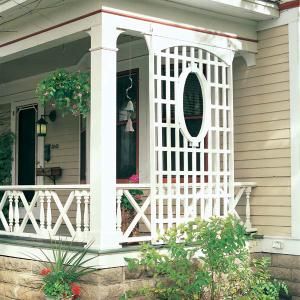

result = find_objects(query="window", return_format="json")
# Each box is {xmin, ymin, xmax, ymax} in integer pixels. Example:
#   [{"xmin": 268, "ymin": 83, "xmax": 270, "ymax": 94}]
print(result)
[{"xmin": 116, "ymin": 69, "xmax": 139, "ymax": 182}]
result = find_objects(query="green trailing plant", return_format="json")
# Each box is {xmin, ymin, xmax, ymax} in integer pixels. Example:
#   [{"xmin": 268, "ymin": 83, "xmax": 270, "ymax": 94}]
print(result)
[
  {"xmin": 123, "ymin": 215, "xmax": 288, "ymax": 300},
  {"xmin": 0, "ymin": 131, "xmax": 14, "ymax": 219},
  {"xmin": 36, "ymin": 69, "xmax": 90, "ymax": 117},
  {"xmin": 121, "ymin": 174, "xmax": 143, "ymax": 212},
  {"xmin": 0, "ymin": 131, "xmax": 14, "ymax": 186},
  {"xmin": 34, "ymin": 240, "xmax": 98, "ymax": 299}
]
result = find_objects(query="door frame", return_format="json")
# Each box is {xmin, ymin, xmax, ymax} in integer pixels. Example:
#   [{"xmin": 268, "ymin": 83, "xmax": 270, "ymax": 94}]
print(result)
[{"xmin": 11, "ymin": 99, "xmax": 44, "ymax": 186}]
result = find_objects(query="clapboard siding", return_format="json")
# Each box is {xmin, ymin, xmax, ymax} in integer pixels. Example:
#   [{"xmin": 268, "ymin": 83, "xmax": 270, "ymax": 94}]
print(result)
[
  {"xmin": 233, "ymin": 25, "xmax": 291, "ymax": 236},
  {"xmin": 0, "ymin": 77, "xmax": 80, "ymax": 186}
]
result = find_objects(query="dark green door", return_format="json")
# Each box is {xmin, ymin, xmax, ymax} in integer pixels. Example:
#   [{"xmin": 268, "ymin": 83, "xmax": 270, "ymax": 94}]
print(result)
[{"xmin": 17, "ymin": 107, "xmax": 36, "ymax": 200}]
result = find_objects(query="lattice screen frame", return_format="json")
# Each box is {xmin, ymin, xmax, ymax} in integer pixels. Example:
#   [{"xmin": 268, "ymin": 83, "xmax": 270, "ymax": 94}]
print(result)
[{"xmin": 150, "ymin": 44, "xmax": 234, "ymax": 242}]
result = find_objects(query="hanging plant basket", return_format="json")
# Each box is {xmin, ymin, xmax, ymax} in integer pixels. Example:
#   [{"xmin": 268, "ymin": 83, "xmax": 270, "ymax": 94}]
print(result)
[{"xmin": 36, "ymin": 69, "xmax": 90, "ymax": 117}]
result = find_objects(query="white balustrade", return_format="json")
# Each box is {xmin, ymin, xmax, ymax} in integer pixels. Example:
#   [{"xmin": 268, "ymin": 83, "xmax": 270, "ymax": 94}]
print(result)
[
  {"xmin": 0, "ymin": 182, "xmax": 255, "ymax": 245},
  {"xmin": 116, "ymin": 184, "xmax": 152, "ymax": 244},
  {"xmin": 231, "ymin": 182, "xmax": 257, "ymax": 233},
  {"xmin": 116, "ymin": 182, "xmax": 256, "ymax": 245},
  {"xmin": 0, "ymin": 185, "xmax": 91, "ymax": 242}
]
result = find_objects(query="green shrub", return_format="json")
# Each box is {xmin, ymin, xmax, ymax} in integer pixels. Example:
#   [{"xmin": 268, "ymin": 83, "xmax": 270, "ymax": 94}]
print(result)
[
  {"xmin": 124, "ymin": 215, "xmax": 288, "ymax": 300},
  {"xmin": 0, "ymin": 131, "xmax": 14, "ymax": 186},
  {"xmin": 0, "ymin": 131, "xmax": 14, "ymax": 219}
]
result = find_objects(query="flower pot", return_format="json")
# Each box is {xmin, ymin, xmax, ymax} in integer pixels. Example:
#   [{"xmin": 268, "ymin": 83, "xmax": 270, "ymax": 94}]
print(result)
[{"xmin": 121, "ymin": 209, "xmax": 139, "ymax": 236}]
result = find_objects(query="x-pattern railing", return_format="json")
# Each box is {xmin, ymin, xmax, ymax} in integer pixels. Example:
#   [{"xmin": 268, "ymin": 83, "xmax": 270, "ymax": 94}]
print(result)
[
  {"xmin": 116, "ymin": 184, "xmax": 152, "ymax": 244},
  {"xmin": 0, "ymin": 185, "xmax": 91, "ymax": 241}
]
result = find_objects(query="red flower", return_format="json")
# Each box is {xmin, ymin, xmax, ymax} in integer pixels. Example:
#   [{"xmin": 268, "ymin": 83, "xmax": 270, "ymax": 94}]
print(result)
[
  {"xmin": 129, "ymin": 174, "xmax": 139, "ymax": 183},
  {"xmin": 40, "ymin": 268, "xmax": 51, "ymax": 276},
  {"xmin": 70, "ymin": 283, "xmax": 81, "ymax": 296},
  {"xmin": 135, "ymin": 194, "xmax": 142, "ymax": 201}
]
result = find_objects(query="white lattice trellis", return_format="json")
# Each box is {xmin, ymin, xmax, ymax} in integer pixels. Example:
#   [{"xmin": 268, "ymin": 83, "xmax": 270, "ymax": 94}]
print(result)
[{"xmin": 151, "ymin": 46, "xmax": 234, "ymax": 241}]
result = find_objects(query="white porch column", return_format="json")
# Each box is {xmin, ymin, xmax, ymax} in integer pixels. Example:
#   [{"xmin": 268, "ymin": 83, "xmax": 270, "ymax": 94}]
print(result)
[
  {"xmin": 289, "ymin": 14, "xmax": 300, "ymax": 239},
  {"xmin": 89, "ymin": 21, "xmax": 120, "ymax": 249}
]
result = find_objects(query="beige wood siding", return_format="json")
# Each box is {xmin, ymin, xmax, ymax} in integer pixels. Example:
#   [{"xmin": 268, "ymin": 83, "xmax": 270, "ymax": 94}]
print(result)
[
  {"xmin": 0, "ymin": 76, "xmax": 80, "ymax": 186},
  {"xmin": 233, "ymin": 25, "xmax": 291, "ymax": 236}
]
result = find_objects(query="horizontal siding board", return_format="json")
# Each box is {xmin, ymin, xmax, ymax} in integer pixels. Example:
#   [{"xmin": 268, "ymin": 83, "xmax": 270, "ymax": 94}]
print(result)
[
  {"xmin": 234, "ymin": 72, "xmax": 289, "ymax": 89},
  {"xmin": 258, "ymin": 35, "xmax": 288, "ymax": 50},
  {"xmin": 255, "ymin": 53, "xmax": 289, "ymax": 67},
  {"xmin": 235, "ymin": 129, "xmax": 290, "ymax": 143},
  {"xmin": 256, "ymin": 44, "xmax": 289, "ymax": 59},
  {"xmin": 235, "ymin": 157, "xmax": 290, "ymax": 169},
  {"xmin": 234, "ymin": 82, "xmax": 289, "ymax": 98},
  {"xmin": 233, "ymin": 63, "xmax": 289, "ymax": 80},
  {"xmin": 235, "ymin": 120, "xmax": 290, "ymax": 133},
  {"xmin": 235, "ymin": 148, "xmax": 290, "ymax": 160},
  {"xmin": 235, "ymin": 91, "xmax": 289, "ymax": 107},
  {"xmin": 248, "ymin": 196, "xmax": 291, "ymax": 207},
  {"xmin": 235, "ymin": 177, "xmax": 291, "ymax": 187},
  {"xmin": 258, "ymin": 25, "xmax": 288, "ymax": 40},
  {"xmin": 235, "ymin": 101, "xmax": 290, "ymax": 116},
  {"xmin": 251, "ymin": 216, "xmax": 290, "ymax": 227},
  {"xmin": 235, "ymin": 168, "xmax": 291, "ymax": 178},
  {"xmin": 235, "ymin": 139, "xmax": 290, "ymax": 151},
  {"xmin": 235, "ymin": 111, "xmax": 290, "ymax": 125}
]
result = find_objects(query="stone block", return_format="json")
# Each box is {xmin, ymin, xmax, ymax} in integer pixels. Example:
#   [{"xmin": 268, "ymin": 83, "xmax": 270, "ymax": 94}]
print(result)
[
  {"xmin": 124, "ymin": 266, "xmax": 144, "ymax": 280},
  {"xmin": 15, "ymin": 286, "xmax": 43, "ymax": 300},
  {"xmin": 4, "ymin": 257, "xmax": 32, "ymax": 272},
  {"xmin": 292, "ymin": 269, "xmax": 300, "ymax": 283},
  {"xmin": 272, "ymin": 254, "xmax": 300, "ymax": 270},
  {"xmin": 251, "ymin": 252, "xmax": 271, "ymax": 260},
  {"xmin": 270, "ymin": 266, "xmax": 292, "ymax": 281},
  {"xmin": 287, "ymin": 281, "xmax": 300, "ymax": 297},
  {"xmin": 90, "ymin": 267, "xmax": 124, "ymax": 286}
]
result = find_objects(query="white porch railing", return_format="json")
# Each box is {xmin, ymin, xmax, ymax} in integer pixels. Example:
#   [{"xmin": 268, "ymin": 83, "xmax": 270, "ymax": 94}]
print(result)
[
  {"xmin": 116, "ymin": 182, "xmax": 257, "ymax": 244},
  {"xmin": 116, "ymin": 184, "xmax": 151, "ymax": 244},
  {"xmin": 0, "ymin": 185, "xmax": 91, "ymax": 242},
  {"xmin": 0, "ymin": 182, "xmax": 256, "ymax": 245},
  {"xmin": 232, "ymin": 182, "xmax": 257, "ymax": 233}
]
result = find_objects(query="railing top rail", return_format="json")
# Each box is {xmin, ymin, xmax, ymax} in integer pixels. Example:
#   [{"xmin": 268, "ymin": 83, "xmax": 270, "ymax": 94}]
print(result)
[
  {"xmin": 0, "ymin": 185, "xmax": 90, "ymax": 191},
  {"xmin": 234, "ymin": 182, "xmax": 257, "ymax": 188},
  {"xmin": 116, "ymin": 183, "xmax": 151, "ymax": 189}
]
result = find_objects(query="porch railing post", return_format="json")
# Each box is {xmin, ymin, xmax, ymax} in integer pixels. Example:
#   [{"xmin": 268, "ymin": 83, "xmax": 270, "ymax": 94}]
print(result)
[{"xmin": 88, "ymin": 20, "xmax": 121, "ymax": 250}]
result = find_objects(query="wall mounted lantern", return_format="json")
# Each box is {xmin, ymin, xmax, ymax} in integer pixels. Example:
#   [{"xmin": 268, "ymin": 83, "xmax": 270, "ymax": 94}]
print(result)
[{"xmin": 36, "ymin": 110, "xmax": 56, "ymax": 137}]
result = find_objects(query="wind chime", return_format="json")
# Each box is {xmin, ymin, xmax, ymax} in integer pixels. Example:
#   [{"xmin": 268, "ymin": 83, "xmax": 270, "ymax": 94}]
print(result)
[{"xmin": 124, "ymin": 39, "xmax": 135, "ymax": 133}]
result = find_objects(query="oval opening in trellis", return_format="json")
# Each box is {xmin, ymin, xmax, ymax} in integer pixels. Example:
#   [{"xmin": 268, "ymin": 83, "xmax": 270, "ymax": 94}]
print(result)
[{"xmin": 183, "ymin": 72, "xmax": 203, "ymax": 138}]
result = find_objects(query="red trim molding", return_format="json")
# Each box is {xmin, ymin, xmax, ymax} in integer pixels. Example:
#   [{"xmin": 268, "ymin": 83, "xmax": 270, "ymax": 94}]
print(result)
[
  {"xmin": 279, "ymin": 0, "xmax": 300, "ymax": 11},
  {"xmin": 0, "ymin": 8, "xmax": 257, "ymax": 49}
]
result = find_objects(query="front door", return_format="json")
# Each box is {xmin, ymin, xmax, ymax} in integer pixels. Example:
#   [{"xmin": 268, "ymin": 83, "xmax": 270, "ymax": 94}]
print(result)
[{"xmin": 17, "ymin": 105, "xmax": 37, "ymax": 200}]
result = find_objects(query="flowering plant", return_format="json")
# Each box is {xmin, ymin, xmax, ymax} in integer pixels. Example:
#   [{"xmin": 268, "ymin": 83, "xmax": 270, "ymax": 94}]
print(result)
[
  {"xmin": 36, "ymin": 69, "xmax": 90, "ymax": 117},
  {"xmin": 121, "ymin": 174, "xmax": 144, "ymax": 211},
  {"xmin": 37, "ymin": 240, "xmax": 97, "ymax": 300}
]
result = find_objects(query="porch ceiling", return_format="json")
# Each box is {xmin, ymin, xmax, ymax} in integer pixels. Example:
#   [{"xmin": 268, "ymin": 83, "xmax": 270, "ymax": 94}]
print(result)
[
  {"xmin": 0, "ymin": 37, "xmax": 90, "ymax": 84},
  {"xmin": 0, "ymin": 34, "xmax": 142, "ymax": 84},
  {"xmin": 158, "ymin": 0, "xmax": 279, "ymax": 21}
]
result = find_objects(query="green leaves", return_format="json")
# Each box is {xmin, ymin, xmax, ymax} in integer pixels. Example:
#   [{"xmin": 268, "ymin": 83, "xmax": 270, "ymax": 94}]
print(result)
[
  {"xmin": 123, "ymin": 215, "xmax": 288, "ymax": 300},
  {"xmin": 0, "ymin": 131, "xmax": 14, "ymax": 185},
  {"xmin": 37, "ymin": 239, "xmax": 98, "ymax": 298},
  {"xmin": 36, "ymin": 69, "xmax": 90, "ymax": 118}
]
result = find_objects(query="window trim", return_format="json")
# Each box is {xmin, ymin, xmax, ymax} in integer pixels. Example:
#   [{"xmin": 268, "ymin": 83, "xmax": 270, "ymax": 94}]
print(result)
[{"xmin": 176, "ymin": 63, "xmax": 211, "ymax": 147}]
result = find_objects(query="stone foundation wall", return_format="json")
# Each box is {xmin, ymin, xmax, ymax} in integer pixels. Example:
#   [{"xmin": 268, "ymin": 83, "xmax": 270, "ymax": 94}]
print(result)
[
  {"xmin": 0, "ymin": 256, "xmax": 153, "ymax": 300},
  {"xmin": 254, "ymin": 252, "xmax": 300, "ymax": 299}
]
